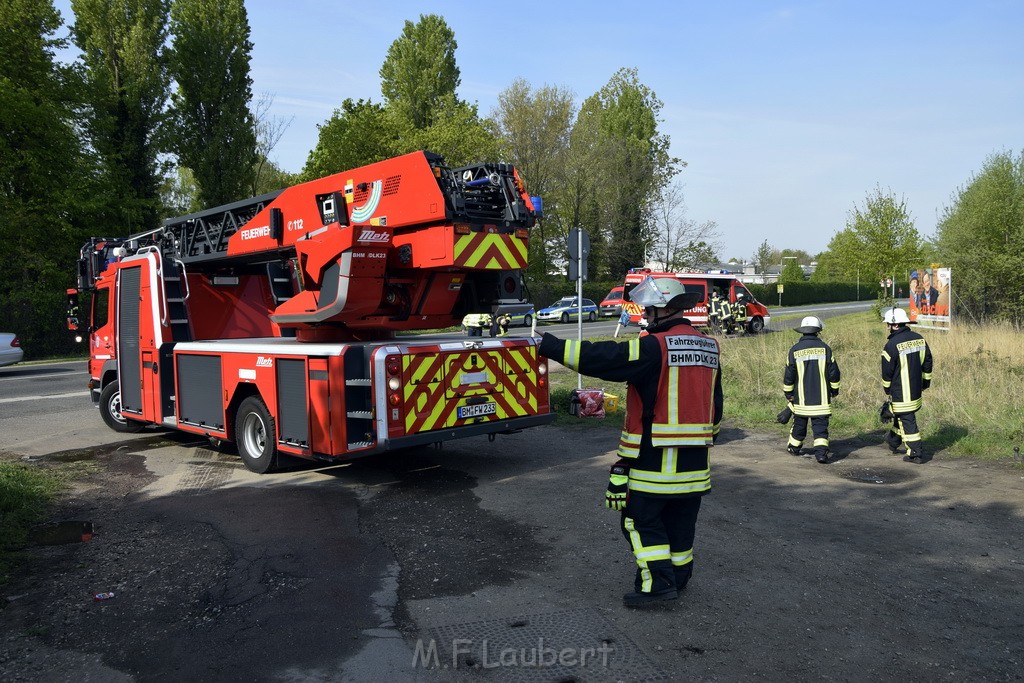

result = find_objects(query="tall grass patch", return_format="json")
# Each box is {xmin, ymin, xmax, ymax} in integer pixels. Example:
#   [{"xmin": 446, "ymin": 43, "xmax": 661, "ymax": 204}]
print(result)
[
  {"xmin": 721, "ymin": 313, "xmax": 1023, "ymax": 458},
  {"xmin": 0, "ymin": 461, "xmax": 63, "ymax": 583}
]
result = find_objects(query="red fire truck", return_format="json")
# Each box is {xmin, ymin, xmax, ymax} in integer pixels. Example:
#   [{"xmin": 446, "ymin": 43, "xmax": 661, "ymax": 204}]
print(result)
[
  {"xmin": 67, "ymin": 151, "xmax": 553, "ymax": 472},
  {"xmin": 621, "ymin": 268, "xmax": 771, "ymax": 333}
]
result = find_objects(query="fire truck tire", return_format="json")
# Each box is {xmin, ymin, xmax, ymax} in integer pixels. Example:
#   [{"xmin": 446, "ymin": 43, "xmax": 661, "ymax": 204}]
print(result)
[
  {"xmin": 235, "ymin": 396, "xmax": 278, "ymax": 473},
  {"xmin": 747, "ymin": 316, "xmax": 765, "ymax": 334},
  {"xmin": 99, "ymin": 382, "xmax": 144, "ymax": 433}
]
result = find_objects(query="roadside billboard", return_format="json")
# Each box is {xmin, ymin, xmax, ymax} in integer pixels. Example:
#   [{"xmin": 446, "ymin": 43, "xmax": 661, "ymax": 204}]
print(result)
[{"xmin": 908, "ymin": 266, "xmax": 951, "ymax": 329}]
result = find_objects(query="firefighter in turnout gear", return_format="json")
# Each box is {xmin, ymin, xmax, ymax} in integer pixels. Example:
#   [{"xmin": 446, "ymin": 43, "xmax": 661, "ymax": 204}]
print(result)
[
  {"xmin": 708, "ymin": 290, "xmax": 731, "ymax": 334},
  {"xmin": 731, "ymin": 292, "xmax": 749, "ymax": 334},
  {"xmin": 538, "ymin": 276, "xmax": 723, "ymax": 607},
  {"xmin": 783, "ymin": 316, "xmax": 841, "ymax": 464},
  {"xmin": 881, "ymin": 307, "xmax": 933, "ymax": 463}
]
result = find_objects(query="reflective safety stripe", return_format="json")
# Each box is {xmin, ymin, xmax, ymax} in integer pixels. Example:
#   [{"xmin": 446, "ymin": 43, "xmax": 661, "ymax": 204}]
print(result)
[
  {"xmin": 627, "ymin": 338, "xmax": 640, "ymax": 361},
  {"xmin": 812, "ymin": 437, "xmax": 829, "ymax": 447},
  {"xmin": 628, "ymin": 478, "xmax": 710, "ymax": 495},
  {"xmin": 617, "ymin": 431, "xmax": 642, "ymax": 458},
  {"xmin": 791, "ymin": 404, "xmax": 832, "ymax": 416},
  {"xmin": 630, "ymin": 467, "xmax": 710, "ymax": 483},
  {"xmin": 651, "ymin": 421, "xmax": 714, "ymax": 447},
  {"xmin": 671, "ymin": 549, "xmax": 693, "ymax": 566},
  {"xmin": 562, "ymin": 340, "xmax": 581, "ymax": 370},
  {"xmin": 892, "ymin": 398, "xmax": 922, "ymax": 413},
  {"xmin": 623, "ymin": 516, "xmax": 661, "ymax": 592}
]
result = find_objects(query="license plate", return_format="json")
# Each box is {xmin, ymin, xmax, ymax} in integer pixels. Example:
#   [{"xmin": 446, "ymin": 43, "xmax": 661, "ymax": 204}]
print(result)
[{"xmin": 457, "ymin": 402, "xmax": 497, "ymax": 419}]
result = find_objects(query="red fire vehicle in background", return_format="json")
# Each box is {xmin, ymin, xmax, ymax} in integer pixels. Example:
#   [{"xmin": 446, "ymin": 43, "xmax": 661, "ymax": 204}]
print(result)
[
  {"xmin": 621, "ymin": 268, "xmax": 771, "ymax": 334},
  {"xmin": 67, "ymin": 151, "xmax": 553, "ymax": 472}
]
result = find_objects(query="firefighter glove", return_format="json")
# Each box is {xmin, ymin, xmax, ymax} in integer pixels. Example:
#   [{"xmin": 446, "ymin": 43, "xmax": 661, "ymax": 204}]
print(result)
[
  {"xmin": 879, "ymin": 401, "xmax": 894, "ymax": 422},
  {"xmin": 777, "ymin": 405, "xmax": 793, "ymax": 424},
  {"xmin": 605, "ymin": 463, "xmax": 629, "ymax": 511}
]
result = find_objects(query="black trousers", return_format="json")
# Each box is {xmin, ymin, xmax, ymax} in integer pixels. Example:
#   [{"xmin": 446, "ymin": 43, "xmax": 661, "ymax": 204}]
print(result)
[
  {"xmin": 887, "ymin": 411, "xmax": 922, "ymax": 451},
  {"xmin": 621, "ymin": 494, "xmax": 702, "ymax": 594},
  {"xmin": 789, "ymin": 414, "xmax": 830, "ymax": 454}
]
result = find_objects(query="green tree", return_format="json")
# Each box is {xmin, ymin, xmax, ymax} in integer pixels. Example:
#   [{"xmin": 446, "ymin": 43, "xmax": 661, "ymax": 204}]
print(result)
[
  {"xmin": 556, "ymin": 69, "xmax": 680, "ymax": 280},
  {"xmin": 379, "ymin": 14, "xmax": 459, "ymax": 130},
  {"xmin": 168, "ymin": 0, "xmax": 257, "ymax": 207},
  {"xmin": 490, "ymin": 79, "xmax": 575, "ymax": 281},
  {"xmin": 404, "ymin": 95, "xmax": 499, "ymax": 167},
  {"xmin": 71, "ymin": 0, "xmax": 170, "ymax": 232},
  {"xmin": 751, "ymin": 240, "xmax": 774, "ymax": 281},
  {"xmin": 811, "ymin": 228, "xmax": 864, "ymax": 282},
  {"xmin": 302, "ymin": 98, "xmax": 397, "ymax": 181},
  {"xmin": 0, "ymin": 0, "xmax": 91, "ymax": 357},
  {"xmin": 846, "ymin": 186, "xmax": 920, "ymax": 289},
  {"xmin": 779, "ymin": 258, "xmax": 805, "ymax": 284},
  {"xmin": 937, "ymin": 150, "xmax": 1024, "ymax": 325}
]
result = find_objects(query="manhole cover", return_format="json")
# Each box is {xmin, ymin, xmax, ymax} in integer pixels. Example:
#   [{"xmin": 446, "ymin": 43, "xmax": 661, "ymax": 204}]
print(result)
[
  {"xmin": 422, "ymin": 607, "xmax": 666, "ymax": 681},
  {"xmin": 837, "ymin": 466, "xmax": 916, "ymax": 485}
]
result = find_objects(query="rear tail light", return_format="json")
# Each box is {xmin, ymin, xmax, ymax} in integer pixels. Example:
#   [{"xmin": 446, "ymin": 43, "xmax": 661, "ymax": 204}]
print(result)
[{"xmin": 10, "ymin": 337, "xmax": 21, "ymax": 348}]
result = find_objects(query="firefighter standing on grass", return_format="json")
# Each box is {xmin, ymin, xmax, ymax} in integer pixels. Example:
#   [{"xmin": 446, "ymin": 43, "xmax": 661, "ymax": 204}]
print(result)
[
  {"xmin": 537, "ymin": 276, "xmax": 723, "ymax": 607},
  {"xmin": 783, "ymin": 316, "xmax": 841, "ymax": 464},
  {"xmin": 881, "ymin": 307, "xmax": 933, "ymax": 463}
]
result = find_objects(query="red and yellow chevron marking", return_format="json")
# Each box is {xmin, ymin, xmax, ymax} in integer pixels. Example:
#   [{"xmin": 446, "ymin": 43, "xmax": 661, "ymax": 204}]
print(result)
[
  {"xmin": 453, "ymin": 233, "xmax": 527, "ymax": 269},
  {"xmin": 400, "ymin": 345, "xmax": 541, "ymax": 434}
]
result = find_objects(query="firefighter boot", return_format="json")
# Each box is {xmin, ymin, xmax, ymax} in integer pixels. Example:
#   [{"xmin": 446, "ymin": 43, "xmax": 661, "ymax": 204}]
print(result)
[
  {"xmin": 623, "ymin": 588, "xmax": 678, "ymax": 608},
  {"xmin": 885, "ymin": 432, "xmax": 904, "ymax": 455},
  {"xmin": 787, "ymin": 445, "xmax": 802, "ymax": 456},
  {"xmin": 674, "ymin": 566, "xmax": 693, "ymax": 592},
  {"xmin": 903, "ymin": 446, "xmax": 927, "ymax": 464},
  {"xmin": 814, "ymin": 448, "xmax": 830, "ymax": 464}
]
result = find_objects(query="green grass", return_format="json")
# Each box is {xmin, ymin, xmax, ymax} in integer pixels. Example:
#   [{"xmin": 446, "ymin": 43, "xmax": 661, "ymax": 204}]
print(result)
[
  {"xmin": 543, "ymin": 317, "xmax": 1024, "ymax": 460},
  {"xmin": 722, "ymin": 312, "xmax": 1023, "ymax": 459},
  {"xmin": 0, "ymin": 461, "xmax": 64, "ymax": 584}
]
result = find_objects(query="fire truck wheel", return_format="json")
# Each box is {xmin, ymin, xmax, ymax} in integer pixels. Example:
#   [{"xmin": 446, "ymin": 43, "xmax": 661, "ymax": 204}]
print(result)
[
  {"xmin": 747, "ymin": 317, "xmax": 765, "ymax": 334},
  {"xmin": 235, "ymin": 396, "xmax": 278, "ymax": 473},
  {"xmin": 99, "ymin": 382, "xmax": 144, "ymax": 433}
]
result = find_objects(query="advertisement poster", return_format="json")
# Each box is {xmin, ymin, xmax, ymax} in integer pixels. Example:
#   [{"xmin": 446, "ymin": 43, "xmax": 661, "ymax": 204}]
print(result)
[{"xmin": 908, "ymin": 266, "xmax": 951, "ymax": 329}]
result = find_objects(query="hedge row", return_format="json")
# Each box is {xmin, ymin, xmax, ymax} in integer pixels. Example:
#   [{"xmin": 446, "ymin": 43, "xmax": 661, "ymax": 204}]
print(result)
[{"xmin": 745, "ymin": 281, "xmax": 891, "ymax": 306}]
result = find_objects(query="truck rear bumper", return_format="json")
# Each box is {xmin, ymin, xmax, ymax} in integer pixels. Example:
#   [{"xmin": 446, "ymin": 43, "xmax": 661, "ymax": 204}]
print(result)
[{"xmin": 383, "ymin": 412, "xmax": 556, "ymax": 451}]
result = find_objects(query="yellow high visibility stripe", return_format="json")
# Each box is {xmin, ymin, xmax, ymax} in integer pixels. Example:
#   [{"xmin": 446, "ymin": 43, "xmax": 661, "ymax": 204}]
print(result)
[
  {"xmin": 630, "ymin": 468, "xmax": 710, "ymax": 483},
  {"xmin": 671, "ymin": 549, "xmax": 693, "ymax": 566},
  {"xmin": 628, "ymin": 479, "xmax": 711, "ymax": 495},
  {"xmin": 562, "ymin": 340, "xmax": 581, "ymax": 369},
  {"xmin": 628, "ymin": 338, "xmax": 640, "ymax": 361}
]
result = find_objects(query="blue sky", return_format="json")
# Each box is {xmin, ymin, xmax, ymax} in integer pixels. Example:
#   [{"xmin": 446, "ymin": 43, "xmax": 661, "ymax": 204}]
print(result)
[{"xmin": 54, "ymin": 1, "xmax": 1024, "ymax": 257}]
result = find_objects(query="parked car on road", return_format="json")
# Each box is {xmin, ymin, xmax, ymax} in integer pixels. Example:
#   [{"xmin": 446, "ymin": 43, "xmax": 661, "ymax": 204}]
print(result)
[
  {"xmin": 536, "ymin": 297, "xmax": 598, "ymax": 323},
  {"xmin": 599, "ymin": 286, "xmax": 625, "ymax": 317},
  {"xmin": 0, "ymin": 333, "xmax": 24, "ymax": 367}
]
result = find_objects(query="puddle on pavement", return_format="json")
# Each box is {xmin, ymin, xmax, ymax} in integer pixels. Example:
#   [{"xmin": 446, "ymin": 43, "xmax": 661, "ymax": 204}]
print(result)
[
  {"xmin": 30, "ymin": 520, "xmax": 94, "ymax": 545},
  {"xmin": 837, "ymin": 466, "xmax": 916, "ymax": 485}
]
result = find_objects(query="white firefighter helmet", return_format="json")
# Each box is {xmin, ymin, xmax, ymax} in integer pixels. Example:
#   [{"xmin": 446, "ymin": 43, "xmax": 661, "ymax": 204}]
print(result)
[
  {"xmin": 883, "ymin": 307, "xmax": 911, "ymax": 325},
  {"xmin": 628, "ymin": 276, "xmax": 701, "ymax": 310},
  {"xmin": 794, "ymin": 316, "xmax": 824, "ymax": 334}
]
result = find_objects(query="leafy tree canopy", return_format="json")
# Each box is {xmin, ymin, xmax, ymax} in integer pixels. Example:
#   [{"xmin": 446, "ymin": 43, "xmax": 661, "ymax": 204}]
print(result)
[
  {"xmin": 937, "ymin": 150, "xmax": 1024, "ymax": 325},
  {"xmin": 379, "ymin": 14, "xmax": 459, "ymax": 130}
]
